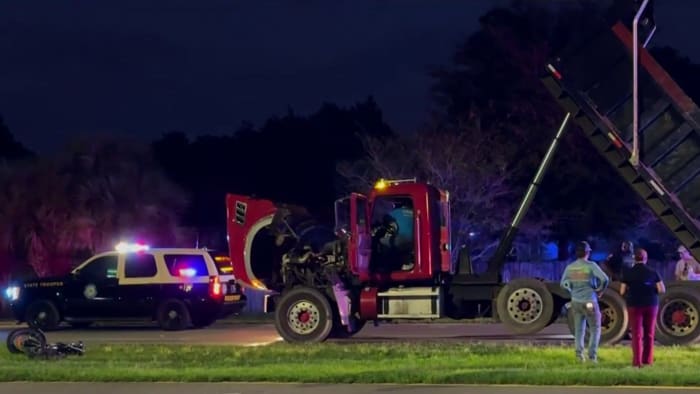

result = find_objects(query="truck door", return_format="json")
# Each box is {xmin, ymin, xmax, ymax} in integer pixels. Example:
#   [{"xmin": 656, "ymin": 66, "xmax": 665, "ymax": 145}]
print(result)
[
  {"xmin": 368, "ymin": 195, "xmax": 417, "ymax": 277},
  {"xmin": 351, "ymin": 193, "xmax": 371, "ymax": 278},
  {"xmin": 439, "ymin": 190, "xmax": 452, "ymax": 274},
  {"xmin": 336, "ymin": 193, "xmax": 370, "ymax": 278}
]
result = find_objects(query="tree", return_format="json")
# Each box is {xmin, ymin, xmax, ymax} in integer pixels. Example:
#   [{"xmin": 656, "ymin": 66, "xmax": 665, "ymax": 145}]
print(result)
[
  {"xmin": 0, "ymin": 161, "xmax": 24, "ymax": 282},
  {"xmin": 426, "ymin": 0, "xmax": 666, "ymax": 247},
  {"xmin": 2, "ymin": 135, "xmax": 190, "ymax": 277},
  {"xmin": 0, "ymin": 115, "xmax": 33, "ymax": 161},
  {"xmin": 152, "ymin": 96, "xmax": 395, "ymax": 243},
  {"xmin": 0, "ymin": 116, "xmax": 34, "ymax": 282}
]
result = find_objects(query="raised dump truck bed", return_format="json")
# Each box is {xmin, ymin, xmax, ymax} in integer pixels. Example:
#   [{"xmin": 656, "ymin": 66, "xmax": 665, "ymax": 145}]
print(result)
[{"xmin": 541, "ymin": 21, "xmax": 700, "ymax": 262}]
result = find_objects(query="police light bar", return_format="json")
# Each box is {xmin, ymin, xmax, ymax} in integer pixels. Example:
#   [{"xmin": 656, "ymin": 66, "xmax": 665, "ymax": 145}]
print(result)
[{"xmin": 115, "ymin": 242, "xmax": 150, "ymax": 253}]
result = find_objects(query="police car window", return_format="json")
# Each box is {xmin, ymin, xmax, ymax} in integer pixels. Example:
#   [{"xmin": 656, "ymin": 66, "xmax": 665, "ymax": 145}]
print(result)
[
  {"xmin": 164, "ymin": 254, "xmax": 209, "ymax": 277},
  {"xmin": 124, "ymin": 253, "xmax": 158, "ymax": 278},
  {"xmin": 80, "ymin": 256, "xmax": 118, "ymax": 280}
]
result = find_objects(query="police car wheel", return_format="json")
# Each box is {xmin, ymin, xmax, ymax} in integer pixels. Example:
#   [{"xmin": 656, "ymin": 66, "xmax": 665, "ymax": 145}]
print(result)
[
  {"xmin": 25, "ymin": 300, "xmax": 61, "ymax": 331},
  {"xmin": 274, "ymin": 286, "xmax": 333, "ymax": 343},
  {"xmin": 157, "ymin": 299, "xmax": 191, "ymax": 331}
]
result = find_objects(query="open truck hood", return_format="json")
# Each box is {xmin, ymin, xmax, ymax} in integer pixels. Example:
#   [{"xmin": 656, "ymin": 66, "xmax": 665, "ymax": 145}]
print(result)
[
  {"xmin": 225, "ymin": 194, "xmax": 278, "ymax": 292},
  {"xmin": 225, "ymin": 193, "xmax": 328, "ymax": 292}
]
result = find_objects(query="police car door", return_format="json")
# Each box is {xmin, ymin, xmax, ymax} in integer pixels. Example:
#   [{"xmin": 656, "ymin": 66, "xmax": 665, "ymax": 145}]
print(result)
[
  {"xmin": 116, "ymin": 251, "xmax": 161, "ymax": 317},
  {"xmin": 66, "ymin": 254, "xmax": 121, "ymax": 318}
]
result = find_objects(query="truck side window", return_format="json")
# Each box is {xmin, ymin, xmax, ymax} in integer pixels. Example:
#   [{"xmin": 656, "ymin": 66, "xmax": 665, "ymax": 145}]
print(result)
[
  {"xmin": 79, "ymin": 256, "xmax": 118, "ymax": 280},
  {"xmin": 371, "ymin": 196, "xmax": 415, "ymax": 271},
  {"xmin": 124, "ymin": 253, "xmax": 158, "ymax": 278}
]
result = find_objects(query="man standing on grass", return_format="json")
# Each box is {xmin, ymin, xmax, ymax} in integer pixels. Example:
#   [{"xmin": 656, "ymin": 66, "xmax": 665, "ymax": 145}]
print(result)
[{"xmin": 560, "ymin": 241, "xmax": 610, "ymax": 363}]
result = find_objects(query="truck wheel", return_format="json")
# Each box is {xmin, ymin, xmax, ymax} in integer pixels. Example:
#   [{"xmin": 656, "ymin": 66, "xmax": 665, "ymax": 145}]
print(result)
[
  {"xmin": 157, "ymin": 299, "xmax": 191, "ymax": 331},
  {"xmin": 565, "ymin": 289, "xmax": 628, "ymax": 345},
  {"xmin": 25, "ymin": 300, "xmax": 61, "ymax": 331},
  {"xmin": 656, "ymin": 288, "xmax": 700, "ymax": 345},
  {"xmin": 496, "ymin": 278, "xmax": 553, "ymax": 335},
  {"xmin": 274, "ymin": 287, "xmax": 333, "ymax": 343}
]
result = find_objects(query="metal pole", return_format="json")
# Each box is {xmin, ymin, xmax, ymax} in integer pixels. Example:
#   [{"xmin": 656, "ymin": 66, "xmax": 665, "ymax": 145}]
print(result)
[
  {"xmin": 486, "ymin": 112, "xmax": 571, "ymax": 275},
  {"xmin": 509, "ymin": 112, "xmax": 571, "ymax": 228},
  {"xmin": 631, "ymin": 0, "xmax": 650, "ymax": 168}
]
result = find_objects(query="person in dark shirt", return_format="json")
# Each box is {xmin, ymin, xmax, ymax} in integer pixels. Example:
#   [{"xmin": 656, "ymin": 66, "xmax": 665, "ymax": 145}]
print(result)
[
  {"xmin": 602, "ymin": 241, "xmax": 634, "ymax": 282},
  {"xmin": 620, "ymin": 248, "xmax": 666, "ymax": 367}
]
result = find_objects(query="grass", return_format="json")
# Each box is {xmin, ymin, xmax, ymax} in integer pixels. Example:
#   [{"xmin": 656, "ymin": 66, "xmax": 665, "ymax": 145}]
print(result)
[{"xmin": 1, "ymin": 342, "xmax": 700, "ymax": 386}]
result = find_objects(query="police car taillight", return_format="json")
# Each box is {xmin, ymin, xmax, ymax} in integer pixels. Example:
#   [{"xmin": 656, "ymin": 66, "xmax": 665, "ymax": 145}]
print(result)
[{"xmin": 209, "ymin": 276, "xmax": 223, "ymax": 299}]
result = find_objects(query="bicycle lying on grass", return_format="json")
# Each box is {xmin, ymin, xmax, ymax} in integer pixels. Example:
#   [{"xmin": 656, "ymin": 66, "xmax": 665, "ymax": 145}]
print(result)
[{"xmin": 6, "ymin": 325, "xmax": 85, "ymax": 359}]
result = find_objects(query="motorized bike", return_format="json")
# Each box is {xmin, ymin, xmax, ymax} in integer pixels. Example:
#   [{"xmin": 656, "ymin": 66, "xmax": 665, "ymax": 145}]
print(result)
[{"xmin": 6, "ymin": 324, "xmax": 85, "ymax": 359}]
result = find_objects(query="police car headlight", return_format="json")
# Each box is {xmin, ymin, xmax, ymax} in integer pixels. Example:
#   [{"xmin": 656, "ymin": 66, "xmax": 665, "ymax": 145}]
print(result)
[{"xmin": 4, "ymin": 286, "xmax": 20, "ymax": 301}]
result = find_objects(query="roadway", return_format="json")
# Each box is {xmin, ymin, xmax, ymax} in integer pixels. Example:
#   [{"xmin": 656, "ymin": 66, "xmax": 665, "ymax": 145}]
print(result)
[
  {"xmin": 0, "ymin": 383, "xmax": 694, "ymax": 394},
  {"xmin": 0, "ymin": 320, "xmax": 574, "ymax": 346}
]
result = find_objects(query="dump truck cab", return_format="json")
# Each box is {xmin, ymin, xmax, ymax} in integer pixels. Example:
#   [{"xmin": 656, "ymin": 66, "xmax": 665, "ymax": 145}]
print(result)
[{"xmin": 334, "ymin": 179, "xmax": 452, "ymax": 285}]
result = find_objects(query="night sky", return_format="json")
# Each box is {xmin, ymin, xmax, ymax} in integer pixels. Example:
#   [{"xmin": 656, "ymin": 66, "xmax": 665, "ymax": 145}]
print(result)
[{"xmin": 1, "ymin": 0, "xmax": 698, "ymax": 153}]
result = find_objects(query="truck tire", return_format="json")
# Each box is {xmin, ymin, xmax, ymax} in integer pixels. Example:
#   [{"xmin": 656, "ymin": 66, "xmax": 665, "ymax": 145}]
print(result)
[
  {"xmin": 25, "ymin": 300, "xmax": 61, "ymax": 331},
  {"xmin": 656, "ymin": 287, "xmax": 700, "ymax": 345},
  {"xmin": 157, "ymin": 299, "xmax": 191, "ymax": 331},
  {"xmin": 274, "ymin": 287, "xmax": 334, "ymax": 343},
  {"xmin": 565, "ymin": 289, "xmax": 628, "ymax": 345},
  {"xmin": 496, "ymin": 278, "xmax": 554, "ymax": 335}
]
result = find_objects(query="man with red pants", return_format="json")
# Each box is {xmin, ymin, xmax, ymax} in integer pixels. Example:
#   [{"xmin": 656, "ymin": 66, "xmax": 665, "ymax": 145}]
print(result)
[{"xmin": 620, "ymin": 248, "xmax": 666, "ymax": 367}]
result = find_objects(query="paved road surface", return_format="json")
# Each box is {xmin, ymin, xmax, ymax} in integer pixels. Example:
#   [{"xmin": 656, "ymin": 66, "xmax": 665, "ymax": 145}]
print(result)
[
  {"xmin": 0, "ymin": 321, "xmax": 574, "ymax": 346},
  {"xmin": 0, "ymin": 383, "xmax": 693, "ymax": 394}
]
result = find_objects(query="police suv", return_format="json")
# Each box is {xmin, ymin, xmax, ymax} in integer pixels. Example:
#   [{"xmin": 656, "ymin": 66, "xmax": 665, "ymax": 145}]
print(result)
[{"xmin": 4, "ymin": 243, "xmax": 246, "ymax": 331}]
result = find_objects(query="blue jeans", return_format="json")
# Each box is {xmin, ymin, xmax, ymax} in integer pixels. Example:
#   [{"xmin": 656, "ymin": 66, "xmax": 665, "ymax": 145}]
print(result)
[{"xmin": 570, "ymin": 301, "xmax": 601, "ymax": 360}]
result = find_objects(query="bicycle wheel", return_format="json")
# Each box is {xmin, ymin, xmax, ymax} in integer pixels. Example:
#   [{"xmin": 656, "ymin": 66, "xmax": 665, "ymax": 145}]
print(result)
[{"xmin": 6, "ymin": 327, "xmax": 46, "ymax": 355}]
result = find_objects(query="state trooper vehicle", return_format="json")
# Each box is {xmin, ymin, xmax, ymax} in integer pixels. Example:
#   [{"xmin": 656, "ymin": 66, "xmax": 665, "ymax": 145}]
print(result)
[{"xmin": 4, "ymin": 243, "xmax": 246, "ymax": 331}]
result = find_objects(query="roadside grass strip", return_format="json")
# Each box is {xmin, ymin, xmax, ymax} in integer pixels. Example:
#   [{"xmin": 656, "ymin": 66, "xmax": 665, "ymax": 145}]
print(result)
[{"xmin": 1, "ymin": 342, "xmax": 699, "ymax": 386}]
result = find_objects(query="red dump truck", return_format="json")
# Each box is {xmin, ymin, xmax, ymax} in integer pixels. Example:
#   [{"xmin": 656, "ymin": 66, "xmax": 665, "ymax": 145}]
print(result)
[{"xmin": 225, "ymin": 3, "xmax": 700, "ymax": 345}]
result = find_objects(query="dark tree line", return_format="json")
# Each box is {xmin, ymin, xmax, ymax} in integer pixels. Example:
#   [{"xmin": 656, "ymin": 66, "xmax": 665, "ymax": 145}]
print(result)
[{"xmin": 151, "ymin": 97, "xmax": 393, "ymax": 249}]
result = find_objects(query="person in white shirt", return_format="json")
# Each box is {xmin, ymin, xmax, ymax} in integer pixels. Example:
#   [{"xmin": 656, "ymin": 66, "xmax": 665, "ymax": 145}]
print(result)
[{"xmin": 674, "ymin": 245, "xmax": 700, "ymax": 281}]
